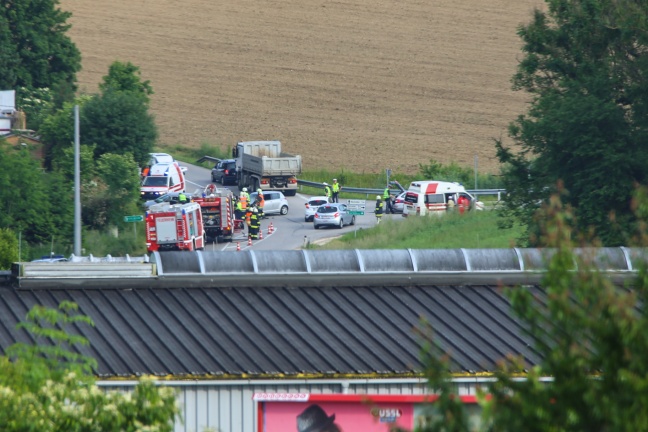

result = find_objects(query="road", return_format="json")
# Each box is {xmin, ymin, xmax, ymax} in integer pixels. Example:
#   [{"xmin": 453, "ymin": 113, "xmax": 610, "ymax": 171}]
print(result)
[{"xmin": 182, "ymin": 161, "xmax": 396, "ymax": 251}]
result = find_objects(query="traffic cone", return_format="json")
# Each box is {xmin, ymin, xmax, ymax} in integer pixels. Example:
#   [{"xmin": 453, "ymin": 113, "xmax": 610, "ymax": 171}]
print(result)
[
  {"xmin": 269, "ymin": 222, "xmax": 274, "ymax": 234},
  {"xmin": 236, "ymin": 242, "xmax": 241, "ymax": 251},
  {"xmin": 247, "ymin": 237, "xmax": 252, "ymax": 246},
  {"xmin": 259, "ymin": 229, "xmax": 263, "ymax": 240}
]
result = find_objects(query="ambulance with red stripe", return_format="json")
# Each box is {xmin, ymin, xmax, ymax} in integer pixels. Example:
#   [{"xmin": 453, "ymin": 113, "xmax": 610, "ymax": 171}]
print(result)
[{"xmin": 402, "ymin": 180, "xmax": 483, "ymax": 217}]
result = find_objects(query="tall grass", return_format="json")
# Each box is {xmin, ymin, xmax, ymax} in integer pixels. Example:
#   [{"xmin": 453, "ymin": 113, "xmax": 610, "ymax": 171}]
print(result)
[{"xmin": 314, "ymin": 209, "xmax": 525, "ymax": 249}]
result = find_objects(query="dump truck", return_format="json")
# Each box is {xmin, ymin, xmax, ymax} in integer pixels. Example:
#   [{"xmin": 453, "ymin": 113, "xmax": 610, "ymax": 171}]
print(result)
[{"xmin": 233, "ymin": 140, "xmax": 302, "ymax": 196}]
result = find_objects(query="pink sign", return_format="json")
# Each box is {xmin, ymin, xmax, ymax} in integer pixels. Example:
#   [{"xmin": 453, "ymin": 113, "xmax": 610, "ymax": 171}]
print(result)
[{"xmin": 261, "ymin": 401, "xmax": 413, "ymax": 432}]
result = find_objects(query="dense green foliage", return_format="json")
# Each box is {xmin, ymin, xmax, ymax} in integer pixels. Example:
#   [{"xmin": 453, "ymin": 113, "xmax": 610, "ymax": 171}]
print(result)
[
  {"xmin": 1, "ymin": 301, "xmax": 180, "ymax": 430},
  {"xmin": 496, "ymin": 0, "xmax": 648, "ymax": 246},
  {"xmin": 409, "ymin": 193, "xmax": 648, "ymax": 431},
  {"xmin": 99, "ymin": 61, "xmax": 154, "ymax": 104},
  {"xmin": 81, "ymin": 89, "xmax": 158, "ymax": 166},
  {"xmin": 0, "ymin": 228, "xmax": 19, "ymax": 270},
  {"xmin": 0, "ymin": 143, "xmax": 70, "ymax": 244},
  {"xmin": 0, "ymin": 0, "xmax": 80, "ymax": 94}
]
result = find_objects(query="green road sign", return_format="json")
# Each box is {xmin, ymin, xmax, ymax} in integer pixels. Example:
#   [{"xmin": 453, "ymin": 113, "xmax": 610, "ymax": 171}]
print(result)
[
  {"xmin": 348, "ymin": 210, "xmax": 364, "ymax": 215},
  {"xmin": 124, "ymin": 215, "xmax": 144, "ymax": 222}
]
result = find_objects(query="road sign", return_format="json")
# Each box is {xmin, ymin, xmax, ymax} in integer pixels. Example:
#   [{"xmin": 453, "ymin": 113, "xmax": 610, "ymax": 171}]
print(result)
[
  {"xmin": 124, "ymin": 215, "xmax": 144, "ymax": 223},
  {"xmin": 347, "ymin": 199, "xmax": 366, "ymax": 216}
]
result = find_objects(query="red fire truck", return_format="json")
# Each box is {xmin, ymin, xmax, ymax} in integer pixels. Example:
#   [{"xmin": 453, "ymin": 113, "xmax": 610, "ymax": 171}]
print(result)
[
  {"xmin": 145, "ymin": 202, "xmax": 205, "ymax": 252},
  {"xmin": 192, "ymin": 184, "xmax": 241, "ymax": 243}
]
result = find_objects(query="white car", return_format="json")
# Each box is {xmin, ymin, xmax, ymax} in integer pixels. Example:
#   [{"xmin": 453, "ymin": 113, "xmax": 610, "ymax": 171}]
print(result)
[
  {"xmin": 304, "ymin": 196, "xmax": 330, "ymax": 222},
  {"xmin": 250, "ymin": 191, "xmax": 289, "ymax": 215}
]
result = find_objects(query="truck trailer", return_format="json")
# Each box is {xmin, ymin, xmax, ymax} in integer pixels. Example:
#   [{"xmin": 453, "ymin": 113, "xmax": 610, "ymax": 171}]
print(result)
[{"xmin": 234, "ymin": 140, "xmax": 302, "ymax": 196}]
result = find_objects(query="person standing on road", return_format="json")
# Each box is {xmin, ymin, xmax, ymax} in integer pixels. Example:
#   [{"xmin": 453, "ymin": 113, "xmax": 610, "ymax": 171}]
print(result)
[
  {"xmin": 249, "ymin": 207, "xmax": 260, "ymax": 240},
  {"xmin": 235, "ymin": 197, "xmax": 245, "ymax": 220},
  {"xmin": 331, "ymin": 179, "xmax": 341, "ymax": 203},
  {"xmin": 323, "ymin": 182, "xmax": 332, "ymax": 202},
  {"xmin": 239, "ymin": 187, "xmax": 249, "ymax": 209},
  {"xmin": 383, "ymin": 186, "xmax": 393, "ymax": 214},
  {"xmin": 255, "ymin": 189, "xmax": 265, "ymax": 219},
  {"xmin": 375, "ymin": 195, "xmax": 384, "ymax": 224},
  {"xmin": 457, "ymin": 194, "xmax": 469, "ymax": 214}
]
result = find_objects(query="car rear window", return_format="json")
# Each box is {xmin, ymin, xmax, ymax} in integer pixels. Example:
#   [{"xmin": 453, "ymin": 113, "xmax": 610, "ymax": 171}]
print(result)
[
  {"xmin": 404, "ymin": 192, "xmax": 418, "ymax": 204},
  {"xmin": 317, "ymin": 206, "xmax": 338, "ymax": 213},
  {"xmin": 224, "ymin": 162, "xmax": 236, "ymax": 170},
  {"xmin": 310, "ymin": 199, "xmax": 328, "ymax": 206}
]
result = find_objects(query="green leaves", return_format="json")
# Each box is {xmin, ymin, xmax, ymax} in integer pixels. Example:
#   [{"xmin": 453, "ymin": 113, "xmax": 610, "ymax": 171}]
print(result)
[
  {"xmin": 498, "ymin": 0, "xmax": 648, "ymax": 246},
  {"xmin": 0, "ymin": 302, "xmax": 180, "ymax": 431}
]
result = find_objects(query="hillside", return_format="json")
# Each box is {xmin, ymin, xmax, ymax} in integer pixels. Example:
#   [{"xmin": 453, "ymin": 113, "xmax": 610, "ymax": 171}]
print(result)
[{"xmin": 60, "ymin": 0, "xmax": 544, "ymax": 174}]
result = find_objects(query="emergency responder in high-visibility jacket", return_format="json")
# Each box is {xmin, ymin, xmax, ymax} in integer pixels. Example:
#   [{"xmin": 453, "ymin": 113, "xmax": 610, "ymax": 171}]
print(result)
[
  {"xmin": 383, "ymin": 186, "xmax": 393, "ymax": 214},
  {"xmin": 323, "ymin": 182, "xmax": 332, "ymax": 202},
  {"xmin": 235, "ymin": 197, "xmax": 245, "ymax": 220},
  {"xmin": 240, "ymin": 187, "xmax": 250, "ymax": 209},
  {"xmin": 178, "ymin": 192, "xmax": 187, "ymax": 204},
  {"xmin": 249, "ymin": 207, "xmax": 260, "ymax": 239},
  {"xmin": 375, "ymin": 195, "xmax": 384, "ymax": 224},
  {"xmin": 331, "ymin": 179, "xmax": 341, "ymax": 203}
]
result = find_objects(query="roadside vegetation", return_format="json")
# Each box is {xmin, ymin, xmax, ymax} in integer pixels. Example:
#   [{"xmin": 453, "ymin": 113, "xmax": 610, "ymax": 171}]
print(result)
[{"xmin": 312, "ymin": 206, "xmax": 524, "ymax": 250}]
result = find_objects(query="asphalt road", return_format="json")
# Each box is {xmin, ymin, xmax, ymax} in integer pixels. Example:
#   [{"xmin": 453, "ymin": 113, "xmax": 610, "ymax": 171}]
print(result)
[{"xmin": 182, "ymin": 162, "xmax": 396, "ymax": 251}]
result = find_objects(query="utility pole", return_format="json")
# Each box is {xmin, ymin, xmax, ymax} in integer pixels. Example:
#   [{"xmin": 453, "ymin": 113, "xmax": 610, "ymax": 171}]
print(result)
[{"xmin": 74, "ymin": 105, "xmax": 81, "ymax": 256}]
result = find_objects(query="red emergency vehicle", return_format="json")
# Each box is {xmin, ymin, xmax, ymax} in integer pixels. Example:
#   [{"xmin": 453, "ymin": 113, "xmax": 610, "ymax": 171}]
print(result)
[
  {"xmin": 192, "ymin": 184, "xmax": 242, "ymax": 243},
  {"xmin": 145, "ymin": 202, "xmax": 205, "ymax": 252}
]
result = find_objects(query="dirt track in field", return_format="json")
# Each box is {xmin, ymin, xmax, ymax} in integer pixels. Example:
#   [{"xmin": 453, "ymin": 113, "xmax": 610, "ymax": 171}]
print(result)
[{"xmin": 60, "ymin": 0, "xmax": 544, "ymax": 174}]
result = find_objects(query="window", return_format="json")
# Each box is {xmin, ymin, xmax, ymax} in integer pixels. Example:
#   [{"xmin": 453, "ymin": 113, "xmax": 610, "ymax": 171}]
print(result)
[{"xmin": 425, "ymin": 194, "xmax": 444, "ymax": 204}]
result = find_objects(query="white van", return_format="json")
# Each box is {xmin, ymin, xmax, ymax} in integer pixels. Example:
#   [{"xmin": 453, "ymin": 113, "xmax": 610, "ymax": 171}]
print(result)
[
  {"xmin": 402, "ymin": 180, "xmax": 483, "ymax": 217},
  {"xmin": 140, "ymin": 161, "xmax": 186, "ymax": 200}
]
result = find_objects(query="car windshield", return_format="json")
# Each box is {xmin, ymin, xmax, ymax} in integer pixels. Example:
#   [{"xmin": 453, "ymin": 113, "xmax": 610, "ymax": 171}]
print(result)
[
  {"xmin": 317, "ymin": 206, "xmax": 339, "ymax": 214},
  {"xmin": 142, "ymin": 176, "xmax": 169, "ymax": 186},
  {"xmin": 309, "ymin": 199, "xmax": 328, "ymax": 206}
]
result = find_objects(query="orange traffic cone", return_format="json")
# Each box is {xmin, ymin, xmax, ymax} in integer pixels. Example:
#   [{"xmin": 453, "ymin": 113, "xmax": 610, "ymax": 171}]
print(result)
[
  {"xmin": 259, "ymin": 229, "xmax": 263, "ymax": 240},
  {"xmin": 247, "ymin": 237, "xmax": 252, "ymax": 246},
  {"xmin": 268, "ymin": 222, "xmax": 274, "ymax": 234},
  {"xmin": 236, "ymin": 242, "xmax": 241, "ymax": 251}
]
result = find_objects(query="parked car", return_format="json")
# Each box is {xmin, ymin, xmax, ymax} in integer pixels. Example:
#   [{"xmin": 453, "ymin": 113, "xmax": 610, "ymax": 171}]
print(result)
[
  {"xmin": 143, "ymin": 191, "xmax": 193, "ymax": 209},
  {"xmin": 392, "ymin": 191, "xmax": 407, "ymax": 213},
  {"xmin": 31, "ymin": 255, "xmax": 68, "ymax": 263},
  {"xmin": 304, "ymin": 196, "xmax": 330, "ymax": 222},
  {"xmin": 313, "ymin": 203, "xmax": 355, "ymax": 229},
  {"xmin": 211, "ymin": 159, "xmax": 237, "ymax": 185},
  {"xmin": 250, "ymin": 191, "xmax": 289, "ymax": 215}
]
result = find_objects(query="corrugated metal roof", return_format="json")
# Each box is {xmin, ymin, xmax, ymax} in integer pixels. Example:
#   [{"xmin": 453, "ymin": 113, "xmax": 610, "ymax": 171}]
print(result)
[{"xmin": 0, "ymin": 283, "xmax": 543, "ymax": 379}]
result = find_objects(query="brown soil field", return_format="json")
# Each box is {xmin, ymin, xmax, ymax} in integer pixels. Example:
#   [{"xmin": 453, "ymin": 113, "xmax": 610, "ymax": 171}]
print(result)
[{"xmin": 60, "ymin": 0, "xmax": 544, "ymax": 174}]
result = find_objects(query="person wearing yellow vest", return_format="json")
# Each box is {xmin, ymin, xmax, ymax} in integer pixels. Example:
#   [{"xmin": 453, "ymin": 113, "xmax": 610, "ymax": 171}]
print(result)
[
  {"xmin": 331, "ymin": 179, "xmax": 341, "ymax": 203},
  {"xmin": 239, "ymin": 187, "xmax": 249, "ymax": 209},
  {"xmin": 323, "ymin": 182, "xmax": 332, "ymax": 202}
]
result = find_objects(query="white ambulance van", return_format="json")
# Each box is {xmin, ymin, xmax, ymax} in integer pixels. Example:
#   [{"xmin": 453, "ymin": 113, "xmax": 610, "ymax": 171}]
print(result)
[
  {"xmin": 140, "ymin": 161, "xmax": 186, "ymax": 200},
  {"xmin": 402, "ymin": 180, "xmax": 483, "ymax": 217}
]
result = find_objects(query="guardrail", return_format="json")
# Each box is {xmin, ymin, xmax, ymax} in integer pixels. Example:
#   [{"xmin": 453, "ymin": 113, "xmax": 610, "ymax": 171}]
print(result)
[
  {"xmin": 297, "ymin": 179, "xmax": 505, "ymax": 201},
  {"xmin": 194, "ymin": 157, "xmax": 506, "ymax": 200}
]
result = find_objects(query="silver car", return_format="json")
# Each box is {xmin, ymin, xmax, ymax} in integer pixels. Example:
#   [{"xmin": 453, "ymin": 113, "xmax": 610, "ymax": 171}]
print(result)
[
  {"xmin": 313, "ymin": 203, "xmax": 356, "ymax": 229},
  {"xmin": 304, "ymin": 196, "xmax": 330, "ymax": 222},
  {"xmin": 250, "ymin": 191, "xmax": 289, "ymax": 215}
]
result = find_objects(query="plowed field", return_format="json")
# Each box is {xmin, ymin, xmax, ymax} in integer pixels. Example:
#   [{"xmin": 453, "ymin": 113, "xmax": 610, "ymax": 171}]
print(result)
[{"xmin": 60, "ymin": 0, "xmax": 544, "ymax": 174}]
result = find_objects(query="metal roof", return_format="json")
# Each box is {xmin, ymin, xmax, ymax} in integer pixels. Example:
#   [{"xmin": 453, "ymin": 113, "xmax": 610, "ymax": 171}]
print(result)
[
  {"xmin": 1, "ymin": 247, "xmax": 641, "ymax": 380},
  {"xmin": 0, "ymin": 281, "xmax": 541, "ymax": 379}
]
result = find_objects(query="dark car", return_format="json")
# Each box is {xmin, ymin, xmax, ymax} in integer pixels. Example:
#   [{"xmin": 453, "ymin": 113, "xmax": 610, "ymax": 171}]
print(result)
[{"xmin": 211, "ymin": 159, "xmax": 237, "ymax": 185}]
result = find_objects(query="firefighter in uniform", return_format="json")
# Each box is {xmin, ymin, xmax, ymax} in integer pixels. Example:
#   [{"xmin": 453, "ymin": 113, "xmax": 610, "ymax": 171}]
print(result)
[
  {"xmin": 255, "ymin": 189, "xmax": 265, "ymax": 219},
  {"xmin": 234, "ymin": 197, "xmax": 245, "ymax": 220},
  {"xmin": 375, "ymin": 195, "xmax": 384, "ymax": 224},
  {"xmin": 249, "ymin": 207, "xmax": 260, "ymax": 240},
  {"xmin": 331, "ymin": 179, "xmax": 341, "ymax": 203}
]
